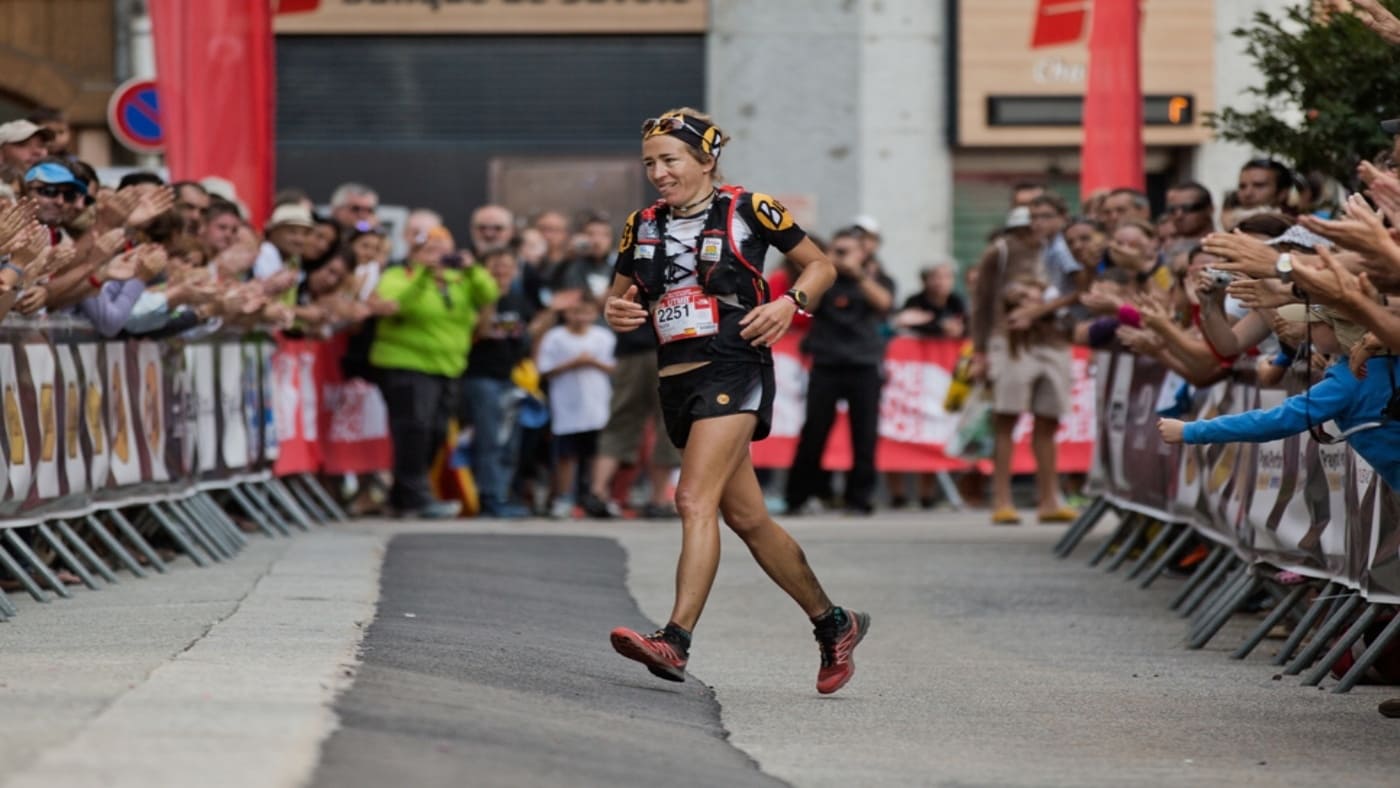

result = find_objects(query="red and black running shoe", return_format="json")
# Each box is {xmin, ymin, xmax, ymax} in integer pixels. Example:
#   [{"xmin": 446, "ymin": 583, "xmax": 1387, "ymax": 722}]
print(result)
[
  {"xmin": 814, "ymin": 609, "xmax": 871, "ymax": 695},
  {"xmin": 610, "ymin": 626, "xmax": 688, "ymax": 682}
]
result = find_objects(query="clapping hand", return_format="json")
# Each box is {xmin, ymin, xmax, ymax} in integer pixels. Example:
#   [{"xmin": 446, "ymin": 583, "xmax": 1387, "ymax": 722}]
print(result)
[
  {"xmin": 15, "ymin": 284, "xmax": 47, "ymax": 316},
  {"xmin": 1080, "ymin": 282, "xmax": 1125, "ymax": 315},
  {"xmin": 1298, "ymin": 194, "xmax": 1393, "ymax": 258},
  {"xmin": 1350, "ymin": 0, "xmax": 1400, "ymax": 44},
  {"xmin": 125, "ymin": 186, "xmax": 175, "ymax": 229},
  {"xmin": 0, "ymin": 199, "xmax": 36, "ymax": 249},
  {"xmin": 1290, "ymin": 246, "xmax": 1363, "ymax": 308},
  {"xmin": 1117, "ymin": 325, "xmax": 1164, "ymax": 355},
  {"xmin": 1202, "ymin": 231, "xmax": 1279, "ymax": 279},
  {"xmin": 1226, "ymin": 276, "xmax": 1296, "ymax": 310},
  {"xmin": 262, "ymin": 268, "xmax": 298, "ymax": 296}
]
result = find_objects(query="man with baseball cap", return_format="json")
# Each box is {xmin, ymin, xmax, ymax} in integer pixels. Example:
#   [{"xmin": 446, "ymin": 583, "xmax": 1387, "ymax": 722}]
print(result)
[
  {"xmin": 0, "ymin": 120, "xmax": 56, "ymax": 169},
  {"xmin": 24, "ymin": 160, "xmax": 87, "ymax": 236}
]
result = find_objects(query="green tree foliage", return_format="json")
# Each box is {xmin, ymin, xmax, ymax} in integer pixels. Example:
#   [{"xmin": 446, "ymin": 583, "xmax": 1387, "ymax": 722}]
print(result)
[{"xmin": 1208, "ymin": 1, "xmax": 1400, "ymax": 182}]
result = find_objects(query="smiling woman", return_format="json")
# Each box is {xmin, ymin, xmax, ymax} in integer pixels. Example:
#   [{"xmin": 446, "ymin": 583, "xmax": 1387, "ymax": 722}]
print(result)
[{"xmin": 602, "ymin": 107, "xmax": 871, "ymax": 696}]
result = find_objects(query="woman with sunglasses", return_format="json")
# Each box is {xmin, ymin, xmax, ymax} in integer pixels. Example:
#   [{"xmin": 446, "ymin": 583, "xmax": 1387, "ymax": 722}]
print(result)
[{"xmin": 604, "ymin": 108, "xmax": 870, "ymax": 695}]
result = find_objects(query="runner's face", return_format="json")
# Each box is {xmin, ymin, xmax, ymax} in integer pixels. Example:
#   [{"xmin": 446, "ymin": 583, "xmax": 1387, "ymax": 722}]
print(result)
[{"xmin": 643, "ymin": 135, "xmax": 712, "ymax": 208}]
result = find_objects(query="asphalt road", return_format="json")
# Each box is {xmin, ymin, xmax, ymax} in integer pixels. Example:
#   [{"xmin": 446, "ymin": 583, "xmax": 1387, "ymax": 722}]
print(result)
[
  {"xmin": 308, "ymin": 533, "xmax": 785, "ymax": 788},
  {"xmin": 3, "ymin": 512, "xmax": 1397, "ymax": 788}
]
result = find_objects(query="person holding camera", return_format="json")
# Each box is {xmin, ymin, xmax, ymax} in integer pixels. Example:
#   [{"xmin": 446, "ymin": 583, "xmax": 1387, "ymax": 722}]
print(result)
[{"xmin": 370, "ymin": 225, "xmax": 500, "ymax": 518}]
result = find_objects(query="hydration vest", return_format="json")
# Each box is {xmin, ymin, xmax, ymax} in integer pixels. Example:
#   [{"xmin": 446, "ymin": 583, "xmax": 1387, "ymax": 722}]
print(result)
[{"xmin": 628, "ymin": 185, "xmax": 770, "ymax": 311}]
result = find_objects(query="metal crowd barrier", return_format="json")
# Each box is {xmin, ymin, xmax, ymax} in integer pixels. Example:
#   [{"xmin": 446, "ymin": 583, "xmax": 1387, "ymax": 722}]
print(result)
[
  {"xmin": 0, "ymin": 318, "xmax": 348, "ymax": 621},
  {"xmin": 1055, "ymin": 349, "xmax": 1400, "ymax": 693}
]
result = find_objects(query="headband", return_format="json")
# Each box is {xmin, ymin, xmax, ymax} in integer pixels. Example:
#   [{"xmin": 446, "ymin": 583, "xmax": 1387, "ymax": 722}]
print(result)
[{"xmin": 642, "ymin": 113, "xmax": 724, "ymax": 159}]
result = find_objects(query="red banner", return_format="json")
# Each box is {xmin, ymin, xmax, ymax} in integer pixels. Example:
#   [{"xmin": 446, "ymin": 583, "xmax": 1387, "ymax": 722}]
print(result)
[
  {"xmin": 269, "ymin": 335, "xmax": 392, "ymax": 477},
  {"xmin": 149, "ymin": 0, "xmax": 275, "ymax": 229},
  {"xmin": 751, "ymin": 334, "xmax": 1094, "ymax": 475},
  {"xmin": 1081, "ymin": 0, "xmax": 1144, "ymax": 194}
]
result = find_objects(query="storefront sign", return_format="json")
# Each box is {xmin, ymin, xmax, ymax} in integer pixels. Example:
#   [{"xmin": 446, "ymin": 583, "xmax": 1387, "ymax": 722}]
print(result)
[{"xmin": 275, "ymin": 0, "xmax": 708, "ymax": 35}]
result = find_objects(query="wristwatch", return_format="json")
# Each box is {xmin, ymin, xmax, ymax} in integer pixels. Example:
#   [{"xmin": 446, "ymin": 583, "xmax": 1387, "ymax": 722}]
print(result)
[
  {"xmin": 784, "ymin": 288, "xmax": 809, "ymax": 311},
  {"xmin": 1275, "ymin": 252, "xmax": 1293, "ymax": 284}
]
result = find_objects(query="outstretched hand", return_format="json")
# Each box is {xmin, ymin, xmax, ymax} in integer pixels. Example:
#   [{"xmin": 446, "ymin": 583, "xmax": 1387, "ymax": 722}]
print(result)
[{"xmin": 1157, "ymin": 418, "xmax": 1185, "ymax": 445}]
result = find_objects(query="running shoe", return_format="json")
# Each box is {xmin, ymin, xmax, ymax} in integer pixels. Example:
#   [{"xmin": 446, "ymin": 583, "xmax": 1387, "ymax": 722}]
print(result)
[
  {"xmin": 610, "ymin": 626, "xmax": 688, "ymax": 682},
  {"xmin": 814, "ymin": 609, "xmax": 871, "ymax": 695}
]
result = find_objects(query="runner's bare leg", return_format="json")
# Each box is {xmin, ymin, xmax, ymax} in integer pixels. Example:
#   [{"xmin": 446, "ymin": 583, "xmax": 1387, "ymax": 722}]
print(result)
[
  {"xmin": 667, "ymin": 413, "xmax": 757, "ymax": 631},
  {"xmin": 719, "ymin": 451, "xmax": 832, "ymax": 617}
]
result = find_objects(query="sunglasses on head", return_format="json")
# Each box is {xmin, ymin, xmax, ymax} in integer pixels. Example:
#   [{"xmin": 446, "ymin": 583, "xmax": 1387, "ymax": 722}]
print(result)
[
  {"xmin": 642, "ymin": 116, "xmax": 706, "ymax": 138},
  {"xmin": 641, "ymin": 115, "xmax": 723, "ymax": 157},
  {"xmin": 34, "ymin": 184, "xmax": 82, "ymax": 203}
]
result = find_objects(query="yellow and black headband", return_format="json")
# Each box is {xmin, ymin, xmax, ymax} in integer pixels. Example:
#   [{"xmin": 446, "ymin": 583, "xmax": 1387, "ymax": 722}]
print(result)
[{"xmin": 641, "ymin": 113, "xmax": 724, "ymax": 159}]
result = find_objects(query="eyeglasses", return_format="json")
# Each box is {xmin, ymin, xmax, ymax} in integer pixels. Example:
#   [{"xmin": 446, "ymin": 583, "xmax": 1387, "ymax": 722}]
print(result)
[
  {"xmin": 33, "ymin": 184, "xmax": 81, "ymax": 203},
  {"xmin": 1166, "ymin": 201, "xmax": 1209, "ymax": 214},
  {"xmin": 474, "ymin": 224, "xmax": 506, "ymax": 233},
  {"xmin": 346, "ymin": 204, "xmax": 376, "ymax": 215}
]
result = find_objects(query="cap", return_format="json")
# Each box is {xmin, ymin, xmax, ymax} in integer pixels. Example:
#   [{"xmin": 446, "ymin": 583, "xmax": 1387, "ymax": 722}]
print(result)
[
  {"xmin": 851, "ymin": 214, "xmax": 881, "ymax": 236},
  {"xmin": 24, "ymin": 162, "xmax": 86, "ymax": 194},
  {"xmin": 1004, "ymin": 206, "xmax": 1032, "ymax": 229},
  {"xmin": 0, "ymin": 120, "xmax": 55, "ymax": 146},
  {"xmin": 265, "ymin": 203, "xmax": 315, "ymax": 231},
  {"xmin": 1383, "ymin": 118, "xmax": 1400, "ymax": 135},
  {"xmin": 1266, "ymin": 225, "xmax": 1332, "ymax": 250}
]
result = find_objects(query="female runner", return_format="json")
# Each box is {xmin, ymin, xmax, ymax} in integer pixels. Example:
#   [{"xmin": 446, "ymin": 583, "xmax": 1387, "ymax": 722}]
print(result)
[{"xmin": 605, "ymin": 108, "xmax": 870, "ymax": 694}]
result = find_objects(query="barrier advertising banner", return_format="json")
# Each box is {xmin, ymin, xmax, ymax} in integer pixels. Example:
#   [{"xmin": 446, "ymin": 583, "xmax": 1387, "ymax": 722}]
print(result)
[
  {"xmin": 1087, "ymin": 349, "xmax": 1400, "ymax": 603},
  {"xmin": 752, "ymin": 334, "xmax": 1095, "ymax": 473}
]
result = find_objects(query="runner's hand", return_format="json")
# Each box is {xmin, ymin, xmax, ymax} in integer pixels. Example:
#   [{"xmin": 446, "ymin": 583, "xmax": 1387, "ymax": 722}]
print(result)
[
  {"xmin": 605, "ymin": 285, "xmax": 647, "ymax": 331},
  {"xmin": 739, "ymin": 297, "xmax": 797, "ymax": 347}
]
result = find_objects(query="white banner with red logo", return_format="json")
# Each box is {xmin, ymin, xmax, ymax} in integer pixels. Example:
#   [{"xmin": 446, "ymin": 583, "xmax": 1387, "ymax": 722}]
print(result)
[
  {"xmin": 270, "ymin": 334, "xmax": 392, "ymax": 476},
  {"xmin": 752, "ymin": 334, "xmax": 1095, "ymax": 473}
]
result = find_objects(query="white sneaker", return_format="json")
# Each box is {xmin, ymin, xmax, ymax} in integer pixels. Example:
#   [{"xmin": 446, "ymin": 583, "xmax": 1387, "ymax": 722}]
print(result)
[{"xmin": 550, "ymin": 499, "xmax": 575, "ymax": 519}]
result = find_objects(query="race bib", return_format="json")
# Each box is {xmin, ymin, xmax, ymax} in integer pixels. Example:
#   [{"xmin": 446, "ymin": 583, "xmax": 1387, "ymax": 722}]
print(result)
[{"xmin": 653, "ymin": 285, "xmax": 719, "ymax": 345}]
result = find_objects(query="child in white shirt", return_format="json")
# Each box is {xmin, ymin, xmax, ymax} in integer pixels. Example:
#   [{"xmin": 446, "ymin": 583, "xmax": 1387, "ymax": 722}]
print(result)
[{"xmin": 535, "ymin": 294, "xmax": 616, "ymax": 518}]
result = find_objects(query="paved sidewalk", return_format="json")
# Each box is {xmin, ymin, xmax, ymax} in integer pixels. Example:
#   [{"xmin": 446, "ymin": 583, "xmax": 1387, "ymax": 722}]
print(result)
[{"xmin": 0, "ymin": 530, "xmax": 382, "ymax": 788}]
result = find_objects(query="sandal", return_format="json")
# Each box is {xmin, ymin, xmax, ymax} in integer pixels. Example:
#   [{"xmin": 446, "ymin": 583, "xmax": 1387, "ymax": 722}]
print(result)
[
  {"xmin": 1037, "ymin": 506, "xmax": 1079, "ymax": 524},
  {"xmin": 990, "ymin": 508, "xmax": 1022, "ymax": 525}
]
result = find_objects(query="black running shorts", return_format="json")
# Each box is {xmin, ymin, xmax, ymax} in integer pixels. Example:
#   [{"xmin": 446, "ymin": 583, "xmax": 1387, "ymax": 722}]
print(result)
[{"xmin": 658, "ymin": 361, "xmax": 775, "ymax": 449}]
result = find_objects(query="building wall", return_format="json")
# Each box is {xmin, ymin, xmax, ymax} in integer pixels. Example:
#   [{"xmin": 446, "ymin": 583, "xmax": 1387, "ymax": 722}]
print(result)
[
  {"xmin": 0, "ymin": 0, "xmax": 116, "ymax": 162},
  {"xmin": 708, "ymin": 0, "xmax": 951, "ymax": 293},
  {"xmin": 1191, "ymin": 0, "xmax": 1295, "ymax": 206}
]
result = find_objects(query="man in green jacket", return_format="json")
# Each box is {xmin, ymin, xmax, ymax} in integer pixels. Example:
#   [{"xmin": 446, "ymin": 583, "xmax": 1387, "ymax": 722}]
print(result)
[{"xmin": 372, "ymin": 226, "xmax": 499, "ymax": 518}]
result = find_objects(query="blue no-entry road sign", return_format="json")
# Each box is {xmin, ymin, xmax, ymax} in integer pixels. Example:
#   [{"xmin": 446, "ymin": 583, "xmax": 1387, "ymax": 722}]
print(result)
[{"xmin": 107, "ymin": 78, "xmax": 163, "ymax": 153}]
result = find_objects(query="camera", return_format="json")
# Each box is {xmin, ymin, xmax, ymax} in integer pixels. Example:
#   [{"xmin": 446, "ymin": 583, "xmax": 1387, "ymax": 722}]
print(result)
[
  {"xmin": 1205, "ymin": 268, "xmax": 1232, "ymax": 289},
  {"xmin": 441, "ymin": 253, "xmax": 465, "ymax": 269}
]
